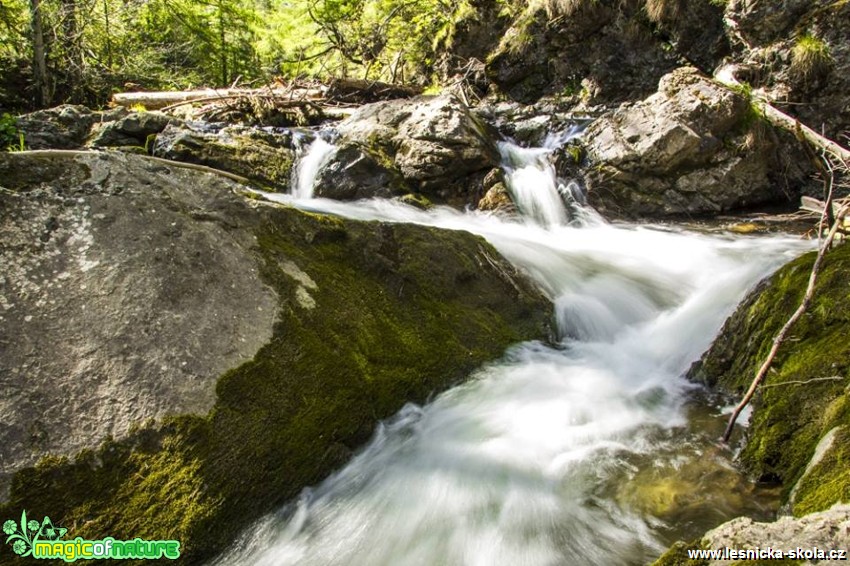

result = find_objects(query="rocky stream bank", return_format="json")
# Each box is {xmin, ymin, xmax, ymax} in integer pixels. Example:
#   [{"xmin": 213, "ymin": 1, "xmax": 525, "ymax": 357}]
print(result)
[{"xmin": 4, "ymin": 5, "xmax": 850, "ymax": 555}]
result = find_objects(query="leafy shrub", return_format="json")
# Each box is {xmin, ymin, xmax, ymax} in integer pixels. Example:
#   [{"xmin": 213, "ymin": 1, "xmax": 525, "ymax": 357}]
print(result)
[{"xmin": 0, "ymin": 112, "xmax": 22, "ymax": 150}]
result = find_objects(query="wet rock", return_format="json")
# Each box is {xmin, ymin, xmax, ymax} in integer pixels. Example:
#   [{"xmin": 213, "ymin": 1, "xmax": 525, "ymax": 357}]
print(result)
[
  {"xmin": 477, "ymin": 182, "xmax": 517, "ymax": 216},
  {"xmin": 313, "ymin": 141, "xmax": 407, "ymax": 200},
  {"xmin": 88, "ymin": 111, "xmax": 177, "ymax": 148},
  {"xmin": 476, "ymin": 98, "xmax": 583, "ymax": 147},
  {"xmin": 476, "ymin": 168, "xmax": 517, "ymax": 215},
  {"xmin": 335, "ymin": 94, "xmax": 500, "ymax": 205},
  {"xmin": 582, "ymin": 67, "xmax": 811, "ymax": 217},
  {"xmin": 153, "ymin": 123, "xmax": 295, "ymax": 190},
  {"xmin": 15, "ymin": 105, "xmax": 108, "ymax": 149}
]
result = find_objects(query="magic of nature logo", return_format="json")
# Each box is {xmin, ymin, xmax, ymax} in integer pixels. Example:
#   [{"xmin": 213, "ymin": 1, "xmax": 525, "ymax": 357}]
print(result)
[{"xmin": 3, "ymin": 510, "xmax": 179, "ymax": 561}]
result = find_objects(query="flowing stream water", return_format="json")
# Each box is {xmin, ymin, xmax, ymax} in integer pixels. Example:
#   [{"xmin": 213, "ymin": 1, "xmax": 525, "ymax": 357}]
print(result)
[{"xmin": 211, "ymin": 137, "xmax": 812, "ymax": 565}]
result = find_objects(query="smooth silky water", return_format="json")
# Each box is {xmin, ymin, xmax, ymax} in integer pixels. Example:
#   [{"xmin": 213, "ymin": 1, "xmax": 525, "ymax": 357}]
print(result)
[{"xmin": 210, "ymin": 138, "xmax": 813, "ymax": 565}]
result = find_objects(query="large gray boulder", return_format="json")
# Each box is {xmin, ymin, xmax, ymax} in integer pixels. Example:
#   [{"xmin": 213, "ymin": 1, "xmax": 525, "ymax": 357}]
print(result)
[
  {"xmin": 0, "ymin": 150, "xmax": 550, "ymax": 563},
  {"xmin": 88, "ymin": 111, "xmax": 176, "ymax": 148},
  {"xmin": 582, "ymin": 67, "xmax": 810, "ymax": 217},
  {"xmin": 331, "ymin": 94, "xmax": 500, "ymax": 205},
  {"xmin": 15, "ymin": 105, "xmax": 121, "ymax": 149}
]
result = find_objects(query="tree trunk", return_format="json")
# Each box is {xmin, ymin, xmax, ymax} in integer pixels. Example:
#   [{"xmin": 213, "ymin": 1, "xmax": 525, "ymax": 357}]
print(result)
[
  {"xmin": 61, "ymin": 0, "xmax": 83, "ymax": 101},
  {"xmin": 218, "ymin": 0, "xmax": 228, "ymax": 86},
  {"xmin": 29, "ymin": 0, "xmax": 50, "ymax": 106}
]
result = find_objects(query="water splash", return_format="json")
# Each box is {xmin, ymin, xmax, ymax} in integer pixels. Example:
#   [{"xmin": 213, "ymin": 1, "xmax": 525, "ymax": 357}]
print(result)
[
  {"xmin": 210, "ymin": 187, "xmax": 812, "ymax": 565},
  {"xmin": 498, "ymin": 126, "xmax": 598, "ymax": 228},
  {"xmin": 291, "ymin": 134, "xmax": 337, "ymax": 199}
]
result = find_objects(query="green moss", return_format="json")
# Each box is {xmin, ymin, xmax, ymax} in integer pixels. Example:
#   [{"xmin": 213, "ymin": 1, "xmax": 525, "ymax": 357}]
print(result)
[
  {"xmin": 691, "ymin": 243, "xmax": 850, "ymax": 506},
  {"xmin": 792, "ymin": 427, "xmax": 850, "ymax": 515},
  {"xmin": 0, "ymin": 206, "xmax": 549, "ymax": 564},
  {"xmin": 398, "ymin": 192, "xmax": 433, "ymax": 210},
  {"xmin": 651, "ymin": 540, "xmax": 709, "ymax": 566}
]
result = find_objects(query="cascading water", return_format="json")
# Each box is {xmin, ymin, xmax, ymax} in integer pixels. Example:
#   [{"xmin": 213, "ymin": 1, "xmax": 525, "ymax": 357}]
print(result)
[
  {"xmin": 214, "ymin": 138, "xmax": 812, "ymax": 565},
  {"xmin": 498, "ymin": 126, "xmax": 598, "ymax": 228},
  {"xmin": 291, "ymin": 134, "xmax": 337, "ymax": 199}
]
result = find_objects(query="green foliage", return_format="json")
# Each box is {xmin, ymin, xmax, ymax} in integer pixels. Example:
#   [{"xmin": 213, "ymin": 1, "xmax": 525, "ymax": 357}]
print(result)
[
  {"xmin": 0, "ymin": 0, "xmax": 481, "ymax": 107},
  {"xmin": 0, "ymin": 113, "xmax": 22, "ymax": 151},
  {"xmin": 268, "ymin": 0, "xmax": 476, "ymax": 83}
]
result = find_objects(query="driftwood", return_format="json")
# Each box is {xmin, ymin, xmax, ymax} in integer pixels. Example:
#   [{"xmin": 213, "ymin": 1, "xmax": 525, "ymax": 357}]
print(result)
[
  {"xmin": 721, "ymin": 201, "xmax": 849, "ymax": 443},
  {"xmin": 325, "ymin": 77, "xmax": 422, "ymax": 102}
]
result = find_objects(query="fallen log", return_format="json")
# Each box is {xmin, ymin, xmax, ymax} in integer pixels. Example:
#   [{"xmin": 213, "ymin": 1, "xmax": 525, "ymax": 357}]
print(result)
[
  {"xmin": 112, "ymin": 79, "xmax": 423, "ymax": 111},
  {"xmin": 326, "ymin": 78, "xmax": 423, "ymax": 102},
  {"xmin": 714, "ymin": 65, "xmax": 850, "ymax": 163},
  {"xmin": 112, "ymin": 87, "xmax": 325, "ymax": 110}
]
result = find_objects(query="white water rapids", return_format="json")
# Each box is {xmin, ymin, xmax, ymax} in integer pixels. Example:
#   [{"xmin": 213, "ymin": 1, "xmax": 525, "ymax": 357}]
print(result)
[{"xmin": 210, "ymin": 137, "xmax": 812, "ymax": 565}]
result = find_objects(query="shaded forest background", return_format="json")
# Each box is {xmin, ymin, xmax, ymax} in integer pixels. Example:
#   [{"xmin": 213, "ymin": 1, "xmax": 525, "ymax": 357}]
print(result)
[{"xmin": 0, "ymin": 0, "xmax": 507, "ymax": 110}]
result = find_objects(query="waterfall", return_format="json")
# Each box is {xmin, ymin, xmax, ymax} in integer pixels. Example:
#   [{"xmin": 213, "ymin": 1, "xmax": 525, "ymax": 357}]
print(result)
[
  {"xmin": 291, "ymin": 134, "xmax": 337, "ymax": 199},
  {"xmin": 498, "ymin": 126, "xmax": 597, "ymax": 228},
  {"xmin": 212, "ymin": 137, "xmax": 813, "ymax": 566}
]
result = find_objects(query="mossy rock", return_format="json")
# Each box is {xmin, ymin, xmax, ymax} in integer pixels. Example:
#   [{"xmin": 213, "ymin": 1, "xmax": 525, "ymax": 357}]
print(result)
[
  {"xmin": 651, "ymin": 540, "xmax": 709, "ymax": 566},
  {"xmin": 689, "ymin": 242, "xmax": 850, "ymax": 508},
  {"xmin": 0, "ymin": 151, "xmax": 551, "ymax": 565}
]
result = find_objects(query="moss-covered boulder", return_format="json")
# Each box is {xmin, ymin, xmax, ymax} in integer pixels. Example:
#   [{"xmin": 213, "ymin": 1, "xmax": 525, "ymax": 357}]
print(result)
[
  {"xmin": 0, "ymin": 150, "xmax": 550, "ymax": 564},
  {"xmin": 689, "ymin": 242, "xmax": 850, "ymax": 513},
  {"xmin": 652, "ymin": 242, "xmax": 850, "ymax": 564},
  {"xmin": 153, "ymin": 123, "xmax": 296, "ymax": 191}
]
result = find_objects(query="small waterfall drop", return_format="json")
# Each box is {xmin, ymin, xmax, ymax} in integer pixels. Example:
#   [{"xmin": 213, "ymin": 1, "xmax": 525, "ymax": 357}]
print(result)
[
  {"xmin": 499, "ymin": 142, "xmax": 570, "ymax": 227},
  {"xmin": 212, "ymin": 178, "xmax": 812, "ymax": 565},
  {"xmin": 292, "ymin": 134, "xmax": 337, "ymax": 199},
  {"xmin": 498, "ymin": 126, "xmax": 596, "ymax": 228},
  {"xmin": 212, "ymin": 124, "xmax": 815, "ymax": 566}
]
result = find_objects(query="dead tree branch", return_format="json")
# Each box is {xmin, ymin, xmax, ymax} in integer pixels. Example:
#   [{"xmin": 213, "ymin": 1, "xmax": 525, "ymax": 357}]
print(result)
[{"xmin": 721, "ymin": 201, "xmax": 849, "ymax": 442}]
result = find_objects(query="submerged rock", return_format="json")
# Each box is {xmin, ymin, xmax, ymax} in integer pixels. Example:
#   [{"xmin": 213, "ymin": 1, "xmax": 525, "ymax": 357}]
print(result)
[
  {"xmin": 153, "ymin": 123, "xmax": 296, "ymax": 190},
  {"xmin": 582, "ymin": 67, "xmax": 812, "ymax": 217},
  {"xmin": 0, "ymin": 150, "xmax": 550, "ymax": 562}
]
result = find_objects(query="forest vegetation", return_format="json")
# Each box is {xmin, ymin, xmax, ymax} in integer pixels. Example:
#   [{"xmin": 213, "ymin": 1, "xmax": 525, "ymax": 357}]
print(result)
[{"xmin": 0, "ymin": 0, "xmax": 498, "ymax": 110}]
